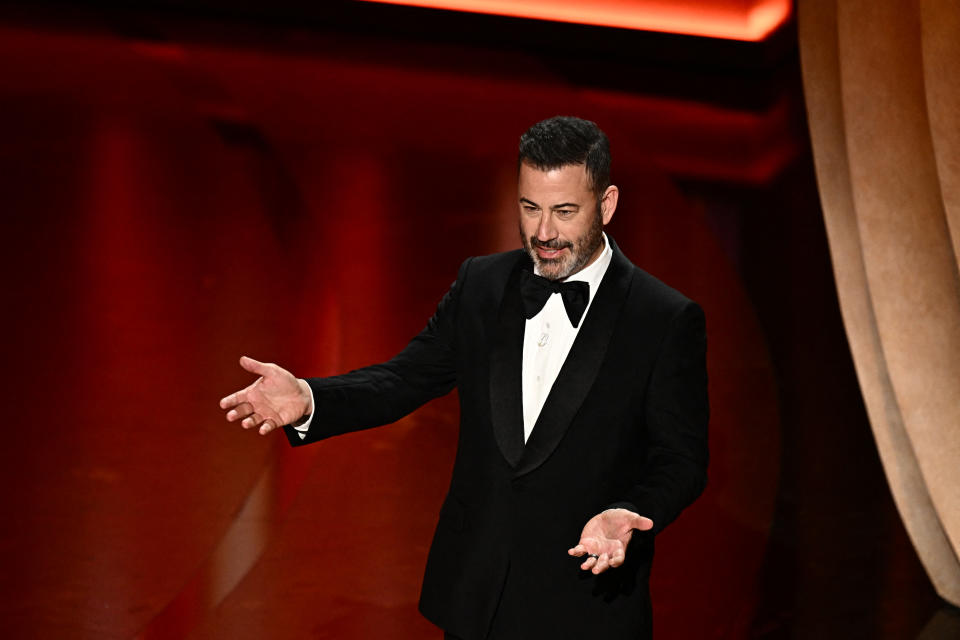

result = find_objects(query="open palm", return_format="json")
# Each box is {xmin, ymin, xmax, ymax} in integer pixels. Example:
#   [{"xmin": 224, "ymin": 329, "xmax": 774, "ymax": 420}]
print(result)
[
  {"xmin": 219, "ymin": 356, "xmax": 312, "ymax": 435},
  {"xmin": 567, "ymin": 508, "xmax": 653, "ymax": 574}
]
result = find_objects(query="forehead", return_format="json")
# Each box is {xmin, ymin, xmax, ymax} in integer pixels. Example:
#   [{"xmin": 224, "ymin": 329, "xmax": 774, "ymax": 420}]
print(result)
[{"xmin": 518, "ymin": 162, "xmax": 592, "ymax": 202}]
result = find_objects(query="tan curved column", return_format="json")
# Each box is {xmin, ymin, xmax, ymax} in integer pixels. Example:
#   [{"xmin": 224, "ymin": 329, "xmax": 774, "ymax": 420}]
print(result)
[
  {"xmin": 921, "ymin": 1, "xmax": 960, "ymax": 259},
  {"xmin": 799, "ymin": 0, "xmax": 960, "ymax": 605}
]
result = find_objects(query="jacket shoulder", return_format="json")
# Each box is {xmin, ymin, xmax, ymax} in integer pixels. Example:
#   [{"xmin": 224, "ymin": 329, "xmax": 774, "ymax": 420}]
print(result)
[
  {"xmin": 463, "ymin": 249, "xmax": 526, "ymax": 279},
  {"xmin": 625, "ymin": 262, "xmax": 701, "ymax": 320},
  {"xmin": 457, "ymin": 249, "xmax": 526, "ymax": 293}
]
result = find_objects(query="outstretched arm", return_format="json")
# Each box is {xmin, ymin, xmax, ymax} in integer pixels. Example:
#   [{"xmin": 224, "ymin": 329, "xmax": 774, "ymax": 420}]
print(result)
[
  {"xmin": 219, "ymin": 258, "xmax": 472, "ymax": 441},
  {"xmin": 569, "ymin": 301, "xmax": 709, "ymax": 574},
  {"xmin": 620, "ymin": 301, "xmax": 709, "ymax": 532}
]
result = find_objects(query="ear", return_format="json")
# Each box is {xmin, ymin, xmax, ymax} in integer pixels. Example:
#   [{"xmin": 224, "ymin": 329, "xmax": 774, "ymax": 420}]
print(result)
[{"xmin": 600, "ymin": 185, "xmax": 619, "ymax": 225}]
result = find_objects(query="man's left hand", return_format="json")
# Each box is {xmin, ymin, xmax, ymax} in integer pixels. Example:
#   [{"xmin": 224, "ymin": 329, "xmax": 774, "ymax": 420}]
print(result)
[{"xmin": 567, "ymin": 508, "xmax": 653, "ymax": 574}]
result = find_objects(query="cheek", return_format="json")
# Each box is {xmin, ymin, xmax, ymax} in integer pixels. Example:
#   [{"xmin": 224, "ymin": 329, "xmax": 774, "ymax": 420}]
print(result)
[
  {"xmin": 558, "ymin": 220, "xmax": 584, "ymax": 242},
  {"xmin": 519, "ymin": 216, "xmax": 536, "ymax": 238}
]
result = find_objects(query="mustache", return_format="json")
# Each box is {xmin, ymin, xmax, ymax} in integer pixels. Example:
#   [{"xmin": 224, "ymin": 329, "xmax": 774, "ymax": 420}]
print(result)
[{"xmin": 530, "ymin": 238, "xmax": 573, "ymax": 250}]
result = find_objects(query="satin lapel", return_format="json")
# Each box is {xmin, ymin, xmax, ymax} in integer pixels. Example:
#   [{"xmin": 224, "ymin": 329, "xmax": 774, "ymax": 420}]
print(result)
[
  {"xmin": 514, "ymin": 241, "xmax": 634, "ymax": 478},
  {"xmin": 489, "ymin": 257, "xmax": 527, "ymax": 468}
]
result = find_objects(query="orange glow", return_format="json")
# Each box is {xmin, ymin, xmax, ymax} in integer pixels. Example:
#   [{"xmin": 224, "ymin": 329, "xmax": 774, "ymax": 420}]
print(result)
[{"xmin": 358, "ymin": 0, "xmax": 792, "ymax": 41}]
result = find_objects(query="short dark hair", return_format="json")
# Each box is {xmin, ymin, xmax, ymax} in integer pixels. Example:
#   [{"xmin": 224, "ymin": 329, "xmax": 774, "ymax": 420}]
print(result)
[{"xmin": 518, "ymin": 116, "xmax": 611, "ymax": 201}]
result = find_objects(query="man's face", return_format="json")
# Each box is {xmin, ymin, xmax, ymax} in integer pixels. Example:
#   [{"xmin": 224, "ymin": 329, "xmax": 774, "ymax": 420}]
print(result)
[{"xmin": 518, "ymin": 162, "xmax": 616, "ymax": 281}]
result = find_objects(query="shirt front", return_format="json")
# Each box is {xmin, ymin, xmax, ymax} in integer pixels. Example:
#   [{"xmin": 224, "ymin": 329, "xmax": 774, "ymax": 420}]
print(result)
[{"xmin": 521, "ymin": 233, "xmax": 612, "ymax": 442}]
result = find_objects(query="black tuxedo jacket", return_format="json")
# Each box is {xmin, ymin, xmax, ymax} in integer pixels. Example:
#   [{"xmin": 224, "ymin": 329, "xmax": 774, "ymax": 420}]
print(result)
[{"xmin": 284, "ymin": 238, "xmax": 709, "ymax": 640}]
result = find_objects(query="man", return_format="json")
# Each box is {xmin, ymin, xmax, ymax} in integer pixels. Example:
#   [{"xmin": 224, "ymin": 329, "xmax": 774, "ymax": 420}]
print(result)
[{"xmin": 220, "ymin": 116, "xmax": 708, "ymax": 639}]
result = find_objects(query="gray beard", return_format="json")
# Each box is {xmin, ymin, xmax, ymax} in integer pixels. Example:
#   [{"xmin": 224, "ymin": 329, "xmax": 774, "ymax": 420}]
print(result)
[{"xmin": 521, "ymin": 213, "xmax": 604, "ymax": 281}]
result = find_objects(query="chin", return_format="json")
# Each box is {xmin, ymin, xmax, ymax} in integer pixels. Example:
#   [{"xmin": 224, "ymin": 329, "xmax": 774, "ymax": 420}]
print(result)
[
  {"xmin": 523, "ymin": 240, "xmax": 574, "ymax": 280},
  {"xmin": 536, "ymin": 258, "xmax": 571, "ymax": 281}
]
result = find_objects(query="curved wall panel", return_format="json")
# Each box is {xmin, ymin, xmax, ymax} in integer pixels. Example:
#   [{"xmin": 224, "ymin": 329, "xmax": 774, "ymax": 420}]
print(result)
[{"xmin": 799, "ymin": 0, "xmax": 960, "ymax": 606}]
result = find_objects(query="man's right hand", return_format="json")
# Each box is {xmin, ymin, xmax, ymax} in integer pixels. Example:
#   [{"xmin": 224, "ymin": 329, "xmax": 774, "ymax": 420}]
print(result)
[{"xmin": 219, "ymin": 356, "xmax": 313, "ymax": 435}]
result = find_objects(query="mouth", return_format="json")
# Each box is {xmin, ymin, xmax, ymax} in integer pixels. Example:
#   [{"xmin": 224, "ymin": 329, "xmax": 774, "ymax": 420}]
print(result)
[
  {"xmin": 532, "ymin": 242, "xmax": 571, "ymax": 261},
  {"xmin": 536, "ymin": 246, "xmax": 566, "ymax": 260}
]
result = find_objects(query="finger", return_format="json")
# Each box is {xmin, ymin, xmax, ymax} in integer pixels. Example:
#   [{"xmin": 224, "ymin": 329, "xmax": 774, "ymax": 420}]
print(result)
[
  {"xmin": 631, "ymin": 515, "xmax": 654, "ymax": 531},
  {"xmin": 220, "ymin": 391, "xmax": 245, "ymax": 410},
  {"xmin": 259, "ymin": 419, "xmax": 277, "ymax": 435},
  {"xmin": 593, "ymin": 553, "xmax": 611, "ymax": 574},
  {"xmin": 609, "ymin": 549, "xmax": 625, "ymax": 568},
  {"xmin": 580, "ymin": 555, "xmax": 597, "ymax": 571},
  {"xmin": 568, "ymin": 545, "xmax": 587, "ymax": 557},
  {"xmin": 226, "ymin": 402, "xmax": 254, "ymax": 422},
  {"xmin": 242, "ymin": 413, "xmax": 264, "ymax": 429},
  {"xmin": 240, "ymin": 356, "xmax": 271, "ymax": 376}
]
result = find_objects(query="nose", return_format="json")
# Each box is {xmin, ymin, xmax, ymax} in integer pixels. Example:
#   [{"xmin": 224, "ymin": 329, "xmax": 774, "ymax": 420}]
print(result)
[{"xmin": 536, "ymin": 212, "xmax": 556, "ymax": 241}]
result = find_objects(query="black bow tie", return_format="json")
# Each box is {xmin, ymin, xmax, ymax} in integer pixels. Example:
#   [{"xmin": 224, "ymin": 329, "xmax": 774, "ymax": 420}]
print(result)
[{"xmin": 520, "ymin": 269, "xmax": 590, "ymax": 328}]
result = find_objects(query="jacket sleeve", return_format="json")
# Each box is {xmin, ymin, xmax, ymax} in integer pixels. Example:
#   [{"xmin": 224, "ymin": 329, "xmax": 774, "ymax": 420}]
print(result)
[
  {"xmin": 282, "ymin": 258, "xmax": 471, "ymax": 446},
  {"xmin": 608, "ymin": 301, "xmax": 709, "ymax": 534}
]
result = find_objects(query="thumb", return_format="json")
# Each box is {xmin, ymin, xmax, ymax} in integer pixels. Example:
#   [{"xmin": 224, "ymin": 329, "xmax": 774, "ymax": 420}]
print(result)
[
  {"xmin": 239, "ymin": 356, "xmax": 270, "ymax": 376},
  {"xmin": 631, "ymin": 515, "xmax": 654, "ymax": 531}
]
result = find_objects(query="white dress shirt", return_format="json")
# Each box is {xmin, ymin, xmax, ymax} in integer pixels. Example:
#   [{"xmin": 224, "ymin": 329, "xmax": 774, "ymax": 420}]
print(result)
[
  {"xmin": 521, "ymin": 233, "xmax": 612, "ymax": 442},
  {"xmin": 294, "ymin": 233, "xmax": 613, "ymax": 441}
]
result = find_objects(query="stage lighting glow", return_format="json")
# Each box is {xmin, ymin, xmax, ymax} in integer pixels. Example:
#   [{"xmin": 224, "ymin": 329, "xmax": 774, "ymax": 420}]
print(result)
[{"xmin": 357, "ymin": 0, "xmax": 792, "ymax": 42}]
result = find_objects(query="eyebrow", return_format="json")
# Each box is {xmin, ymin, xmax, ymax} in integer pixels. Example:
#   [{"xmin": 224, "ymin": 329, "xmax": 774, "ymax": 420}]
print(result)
[{"xmin": 519, "ymin": 198, "xmax": 581, "ymax": 210}]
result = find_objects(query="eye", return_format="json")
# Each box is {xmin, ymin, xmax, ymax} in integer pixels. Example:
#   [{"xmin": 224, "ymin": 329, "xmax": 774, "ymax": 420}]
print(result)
[
  {"xmin": 555, "ymin": 210, "xmax": 574, "ymax": 217},
  {"xmin": 522, "ymin": 205, "xmax": 539, "ymax": 214}
]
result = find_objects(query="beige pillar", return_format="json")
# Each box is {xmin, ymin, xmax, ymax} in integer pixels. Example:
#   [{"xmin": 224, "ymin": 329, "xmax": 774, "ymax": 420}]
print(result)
[{"xmin": 798, "ymin": 0, "xmax": 960, "ymax": 606}]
